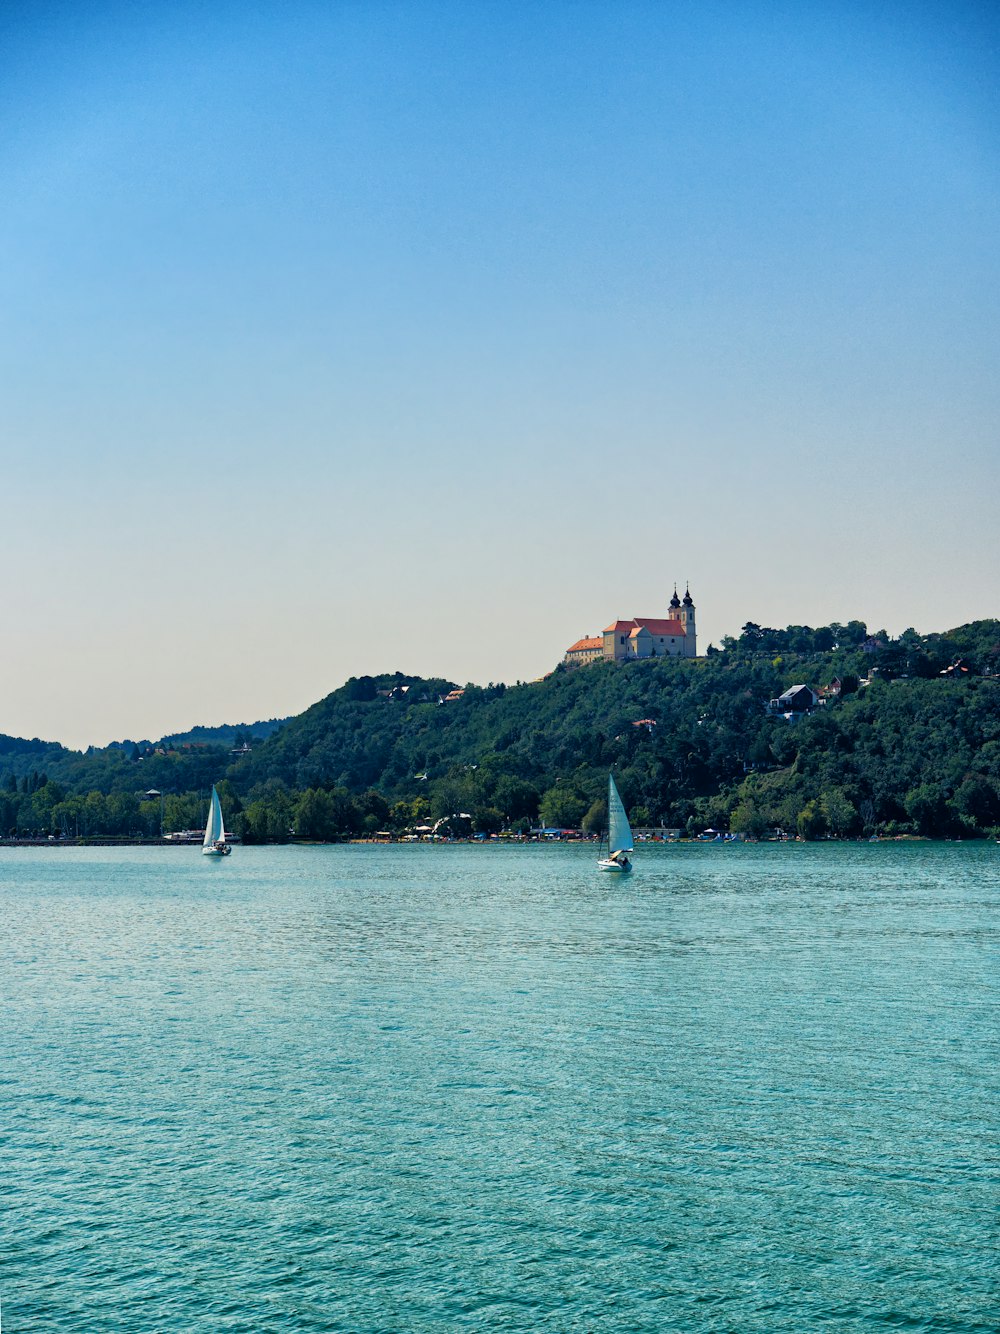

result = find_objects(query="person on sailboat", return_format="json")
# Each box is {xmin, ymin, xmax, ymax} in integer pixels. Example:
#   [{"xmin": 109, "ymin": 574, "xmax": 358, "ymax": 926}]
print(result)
[{"xmin": 598, "ymin": 772, "xmax": 635, "ymax": 873}]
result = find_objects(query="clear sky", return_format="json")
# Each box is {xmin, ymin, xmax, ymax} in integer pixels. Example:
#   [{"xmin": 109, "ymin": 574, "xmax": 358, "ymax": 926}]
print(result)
[{"xmin": 2, "ymin": 0, "xmax": 998, "ymax": 749}]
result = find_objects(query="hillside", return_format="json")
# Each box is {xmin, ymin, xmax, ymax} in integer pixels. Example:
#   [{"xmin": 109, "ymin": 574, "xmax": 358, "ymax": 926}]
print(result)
[
  {"xmin": 0, "ymin": 716, "xmax": 289, "ymax": 839},
  {"xmin": 2, "ymin": 619, "xmax": 998, "ymax": 841}
]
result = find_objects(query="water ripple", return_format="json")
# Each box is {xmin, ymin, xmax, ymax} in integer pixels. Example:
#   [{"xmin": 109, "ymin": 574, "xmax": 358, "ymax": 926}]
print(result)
[{"xmin": 1, "ymin": 842, "xmax": 997, "ymax": 1331}]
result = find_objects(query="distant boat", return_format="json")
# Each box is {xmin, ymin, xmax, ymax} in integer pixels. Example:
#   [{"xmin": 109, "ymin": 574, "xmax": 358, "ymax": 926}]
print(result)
[
  {"xmin": 597, "ymin": 773, "xmax": 633, "ymax": 873},
  {"xmin": 202, "ymin": 785, "xmax": 231, "ymax": 857}
]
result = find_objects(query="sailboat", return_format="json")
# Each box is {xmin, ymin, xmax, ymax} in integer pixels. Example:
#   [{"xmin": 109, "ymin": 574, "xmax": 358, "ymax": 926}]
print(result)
[
  {"xmin": 597, "ymin": 772, "xmax": 633, "ymax": 873},
  {"xmin": 202, "ymin": 785, "xmax": 231, "ymax": 856}
]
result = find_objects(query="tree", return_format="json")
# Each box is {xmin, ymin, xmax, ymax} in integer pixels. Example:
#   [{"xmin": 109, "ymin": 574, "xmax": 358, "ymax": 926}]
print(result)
[
  {"xmin": 344, "ymin": 676, "xmax": 378, "ymax": 702},
  {"xmin": 358, "ymin": 788, "xmax": 390, "ymax": 825},
  {"xmin": 492, "ymin": 776, "xmax": 540, "ymax": 823},
  {"xmin": 539, "ymin": 786, "xmax": 587, "ymax": 829},
  {"xmin": 389, "ymin": 798, "xmax": 421, "ymax": 830},
  {"xmin": 241, "ymin": 787, "xmax": 294, "ymax": 842},
  {"xmin": 819, "ymin": 788, "xmax": 859, "ymax": 837},
  {"xmin": 328, "ymin": 787, "xmax": 361, "ymax": 837},
  {"xmin": 730, "ymin": 799, "xmax": 768, "ymax": 838},
  {"xmin": 294, "ymin": 788, "xmax": 337, "ymax": 839},
  {"xmin": 797, "ymin": 800, "xmax": 827, "ymax": 840},
  {"xmin": 905, "ymin": 783, "xmax": 948, "ymax": 836},
  {"xmin": 472, "ymin": 806, "xmax": 503, "ymax": 835},
  {"xmin": 81, "ymin": 791, "xmax": 108, "ymax": 836},
  {"xmin": 582, "ymin": 799, "xmax": 606, "ymax": 834},
  {"xmin": 952, "ymin": 776, "xmax": 1000, "ymax": 831},
  {"xmin": 747, "ymin": 733, "xmax": 773, "ymax": 769}
]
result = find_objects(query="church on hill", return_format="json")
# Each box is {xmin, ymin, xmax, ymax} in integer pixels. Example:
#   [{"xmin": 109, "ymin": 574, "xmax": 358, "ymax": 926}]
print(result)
[{"xmin": 564, "ymin": 585, "xmax": 697, "ymax": 667}]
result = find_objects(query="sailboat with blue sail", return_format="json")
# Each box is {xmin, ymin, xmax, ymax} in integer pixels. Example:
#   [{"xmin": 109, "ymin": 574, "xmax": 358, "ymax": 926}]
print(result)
[
  {"xmin": 202, "ymin": 785, "xmax": 231, "ymax": 857},
  {"xmin": 597, "ymin": 772, "xmax": 633, "ymax": 873}
]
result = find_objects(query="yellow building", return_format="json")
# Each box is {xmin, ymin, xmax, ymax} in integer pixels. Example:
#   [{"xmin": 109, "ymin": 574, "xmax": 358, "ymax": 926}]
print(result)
[{"xmin": 564, "ymin": 636, "xmax": 604, "ymax": 667}]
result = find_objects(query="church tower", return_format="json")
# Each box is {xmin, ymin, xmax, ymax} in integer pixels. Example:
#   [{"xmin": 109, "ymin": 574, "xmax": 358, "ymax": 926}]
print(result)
[{"xmin": 677, "ymin": 585, "xmax": 696, "ymax": 656}]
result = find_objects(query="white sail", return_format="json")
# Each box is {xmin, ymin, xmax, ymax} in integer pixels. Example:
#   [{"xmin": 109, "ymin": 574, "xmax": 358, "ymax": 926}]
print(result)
[
  {"xmin": 607, "ymin": 773, "xmax": 633, "ymax": 855},
  {"xmin": 203, "ymin": 786, "xmax": 225, "ymax": 848}
]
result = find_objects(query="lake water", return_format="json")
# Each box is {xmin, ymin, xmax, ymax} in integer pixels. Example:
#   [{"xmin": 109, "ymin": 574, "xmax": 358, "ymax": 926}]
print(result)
[{"xmin": 1, "ymin": 842, "xmax": 997, "ymax": 1332}]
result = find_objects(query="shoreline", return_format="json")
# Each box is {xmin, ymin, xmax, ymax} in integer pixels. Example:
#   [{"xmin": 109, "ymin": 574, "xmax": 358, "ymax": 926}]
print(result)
[{"xmin": 0, "ymin": 834, "xmax": 952, "ymax": 849}]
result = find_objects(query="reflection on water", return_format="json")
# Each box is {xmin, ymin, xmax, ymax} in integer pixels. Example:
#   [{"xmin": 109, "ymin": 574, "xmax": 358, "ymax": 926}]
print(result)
[{"xmin": 2, "ymin": 842, "xmax": 998, "ymax": 1332}]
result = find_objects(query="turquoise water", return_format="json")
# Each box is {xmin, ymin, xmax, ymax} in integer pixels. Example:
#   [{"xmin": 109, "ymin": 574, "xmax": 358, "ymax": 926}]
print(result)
[{"xmin": 2, "ymin": 842, "xmax": 997, "ymax": 1332}]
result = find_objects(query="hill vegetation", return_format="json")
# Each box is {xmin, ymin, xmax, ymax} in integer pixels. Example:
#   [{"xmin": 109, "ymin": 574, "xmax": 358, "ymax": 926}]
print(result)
[{"xmin": 2, "ymin": 619, "xmax": 999, "ymax": 842}]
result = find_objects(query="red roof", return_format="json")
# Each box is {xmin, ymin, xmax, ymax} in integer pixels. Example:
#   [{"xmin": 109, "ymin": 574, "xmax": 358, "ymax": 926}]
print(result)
[
  {"xmin": 634, "ymin": 617, "xmax": 685, "ymax": 636},
  {"xmin": 567, "ymin": 637, "xmax": 603, "ymax": 652},
  {"xmin": 604, "ymin": 617, "xmax": 684, "ymax": 636}
]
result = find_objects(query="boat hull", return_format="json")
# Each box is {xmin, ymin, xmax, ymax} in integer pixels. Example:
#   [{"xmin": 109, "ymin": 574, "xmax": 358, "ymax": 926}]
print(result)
[
  {"xmin": 202, "ymin": 845, "xmax": 231, "ymax": 856},
  {"xmin": 597, "ymin": 858, "xmax": 631, "ymax": 873}
]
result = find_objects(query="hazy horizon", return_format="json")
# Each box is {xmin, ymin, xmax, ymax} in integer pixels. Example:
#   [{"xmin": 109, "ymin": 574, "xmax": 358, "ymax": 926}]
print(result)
[
  {"xmin": 3, "ymin": 1, "xmax": 997, "ymax": 751},
  {"xmin": 9, "ymin": 600, "xmax": 994, "ymax": 754}
]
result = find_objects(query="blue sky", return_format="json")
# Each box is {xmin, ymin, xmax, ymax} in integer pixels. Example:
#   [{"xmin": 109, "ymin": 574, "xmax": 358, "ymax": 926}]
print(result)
[{"xmin": 2, "ymin": 1, "xmax": 998, "ymax": 747}]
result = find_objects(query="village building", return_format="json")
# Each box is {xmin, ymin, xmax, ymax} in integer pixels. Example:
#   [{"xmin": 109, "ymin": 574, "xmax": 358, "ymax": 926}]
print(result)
[
  {"xmin": 564, "ymin": 586, "xmax": 697, "ymax": 666},
  {"xmin": 767, "ymin": 684, "xmax": 820, "ymax": 717},
  {"xmin": 564, "ymin": 636, "xmax": 604, "ymax": 667}
]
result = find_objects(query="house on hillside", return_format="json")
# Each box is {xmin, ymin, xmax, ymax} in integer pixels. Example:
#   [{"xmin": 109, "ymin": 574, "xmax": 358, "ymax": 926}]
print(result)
[{"xmin": 767, "ymin": 684, "xmax": 819, "ymax": 717}]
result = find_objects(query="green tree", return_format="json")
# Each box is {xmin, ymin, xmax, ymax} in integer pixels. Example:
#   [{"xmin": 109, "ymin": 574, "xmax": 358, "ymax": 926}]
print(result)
[
  {"xmin": 81, "ymin": 791, "xmax": 108, "ymax": 836},
  {"xmin": 730, "ymin": 799, "xmax": 768, "ymax": 838},
  {"xmin": 904, "ymin": 783, "xmax": 947, "ymax": 836},
  {"xmin": 294, "ymin": 788, "xmax": 337, "ymax": 839},
  {"xmin": 358, "ymin": 788, "xmax": 390, "ymax": 826},
  {"xmin": 582, "ymin": 798, "xmax": 606, "ymax": 834},
  {"xmin": 952, "ymin": 776, "xmax": 1000, "ymax": 831},
  {"xmin": 539, "ymin": 786, "xmax": 587, "ymax": 829},
  {"xmin": 241, "ymin": 787, "xmax": 294, "ymax": 842},
  {"xmin": 492, "ymin": 776, "xmax": 540, "ymax": 823},
  {"xmin": 472, "ymin": 806, "xmax": 503, "ymax": 835},
  {"xmin": 797, "ymin": 800, "xmax": 827, "ymax": 840},
  {"xmin": 819, "ymin": 788, "xmax": 859, "ymax": 837}
]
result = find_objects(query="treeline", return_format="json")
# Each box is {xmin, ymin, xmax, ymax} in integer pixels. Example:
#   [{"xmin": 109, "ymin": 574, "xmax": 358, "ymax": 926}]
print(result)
[{"xmin": 3, "ymin": 619, "xmax": 999, "ymax": 842}]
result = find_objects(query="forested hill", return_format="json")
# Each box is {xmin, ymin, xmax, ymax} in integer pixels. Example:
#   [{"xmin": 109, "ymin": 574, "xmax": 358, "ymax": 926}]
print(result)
[
  {"xmin": 2, "ymin": 618, "xmax": 999, "ymax": 840},
  {"xmin": 154, "ymin": 718, "xmax": 289, "ymax": 749}
]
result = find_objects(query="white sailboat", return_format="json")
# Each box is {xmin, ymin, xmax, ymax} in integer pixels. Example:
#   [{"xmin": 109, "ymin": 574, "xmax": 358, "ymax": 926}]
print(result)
[
  {"xmin": 202, "ymin": 785, "xmax": 231, "ymax": 856},
  {"xmin": 597, "ymin": 772, "xmax": 633, "ymax": 873}
]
